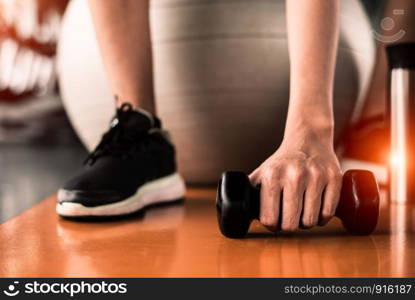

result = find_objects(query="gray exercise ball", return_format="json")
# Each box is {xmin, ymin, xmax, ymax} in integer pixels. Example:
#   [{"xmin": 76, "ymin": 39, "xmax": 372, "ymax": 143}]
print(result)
[{"xmin": 57, "ymin": 0, "xmax": 375, "ymax": 184}]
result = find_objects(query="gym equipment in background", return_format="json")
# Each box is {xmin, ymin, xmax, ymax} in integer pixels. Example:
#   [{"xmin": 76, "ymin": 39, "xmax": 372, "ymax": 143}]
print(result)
[
  {"xmin": 216, "ymin": 170, "xmax": 380, "ymax": 238},
  {"xmin": 0, "ymin": 0, "xmax": 70, "ymax": 143},
  {"xmin": 386, "ymin": 42, "xmax": 415, "ymax": 204},
  {"xmin": 57, "ymin": 0, "xmax": 375, "ymax": 183}
]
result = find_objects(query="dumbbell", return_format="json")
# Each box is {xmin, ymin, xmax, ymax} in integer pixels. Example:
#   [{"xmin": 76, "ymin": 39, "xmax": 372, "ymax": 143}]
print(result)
[{"xmin": 216, "ymin": 169, "xmax": 379, "ymax": 238}]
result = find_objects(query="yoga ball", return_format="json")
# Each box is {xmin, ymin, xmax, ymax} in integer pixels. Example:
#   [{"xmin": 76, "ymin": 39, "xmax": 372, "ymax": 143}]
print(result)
[{"xmin": 57, "ymin": 0, "xmax": 375, "ymax": 183}]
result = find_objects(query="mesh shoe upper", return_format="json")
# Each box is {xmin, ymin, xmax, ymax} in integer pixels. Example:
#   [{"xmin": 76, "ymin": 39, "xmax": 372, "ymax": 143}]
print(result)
[{"xmin": 59, "ymin": 103, "xmax": 177, "ymax": 206}]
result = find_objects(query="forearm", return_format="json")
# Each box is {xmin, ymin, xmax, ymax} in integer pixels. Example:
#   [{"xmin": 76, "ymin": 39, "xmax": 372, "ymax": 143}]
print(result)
[{"xmin": 285, "ymin": 0, "xmax": 340, "ymax": 138}]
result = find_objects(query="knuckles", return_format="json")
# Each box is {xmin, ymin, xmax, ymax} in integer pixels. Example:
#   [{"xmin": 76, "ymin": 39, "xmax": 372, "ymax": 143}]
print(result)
[
  {"xmin": 327, "ymin": 167, "xmax": 342, "ymax": 182},
  {"xmin": 258, "ymin": 160, "xmax": 342, "ymax": 233},
  {"xmin": 261, "ymin": 167, "xmax": 281, "ymax": 186},
  {"xmin": 285, "ymin": 164, "xmax": 307, "ymax": 183},
  {"xmin": 308, "ymin": 165, "xmax": 325, "ymax": 183},
  {"xmin": 261, "ymin": 162, "xmax": 340, "ymax": 186}
]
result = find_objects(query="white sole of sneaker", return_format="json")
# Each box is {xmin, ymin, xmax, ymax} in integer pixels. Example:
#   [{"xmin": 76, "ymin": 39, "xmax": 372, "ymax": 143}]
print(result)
[{"xmin": 56, "ymin": 172, "xmax": 186, "ymax": 217}]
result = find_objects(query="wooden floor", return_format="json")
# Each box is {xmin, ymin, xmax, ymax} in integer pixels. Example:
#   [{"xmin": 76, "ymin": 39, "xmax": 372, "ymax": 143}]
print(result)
[{"xmin": 0, "ymin": 188, "xmax": 414, "ymax": 277}]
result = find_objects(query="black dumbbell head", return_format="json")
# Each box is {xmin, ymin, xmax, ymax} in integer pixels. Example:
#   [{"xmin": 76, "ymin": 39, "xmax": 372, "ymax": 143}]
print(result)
[{"xmin": 216, "ymin": 171, "xmax": 253, "ymax": 238}]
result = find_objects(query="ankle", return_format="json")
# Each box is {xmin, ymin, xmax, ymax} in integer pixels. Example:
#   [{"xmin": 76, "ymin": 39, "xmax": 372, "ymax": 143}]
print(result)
[{"xmin": 115, "ymin": 95, "xmax": 156, "ymax": 115}]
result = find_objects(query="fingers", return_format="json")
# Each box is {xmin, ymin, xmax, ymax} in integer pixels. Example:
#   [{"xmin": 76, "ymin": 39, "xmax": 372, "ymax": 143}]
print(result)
[
  {"xmin": 281, "ymin": 167, "xmax": 306, "ymax": 231},
  {"xmin": 258, "ymin": 165, "xmax": 307, "ymax": 232},
  {"xmin": 255, "ymin": 163, "xmax": 342, "ymax": 233},
  {"xmin": 259, "ymin": 169, "xmax": 282, "ymax": 231},
  {"xmin": 260, "ymin": 167, "xmax": 307, "ymax": 231},
  {"xmin": 301, "ymin": 170, "xmax": 324, "ymax": 228},
  {"xmin": 319, "ymin": 169, "xmax": 342, "ymax": 226}
]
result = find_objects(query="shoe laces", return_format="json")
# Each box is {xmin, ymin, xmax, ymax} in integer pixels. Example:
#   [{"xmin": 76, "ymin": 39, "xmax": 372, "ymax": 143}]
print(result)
[{"xmin": 84, "ymin": 103, "xmax": 152, "ymax": 166}]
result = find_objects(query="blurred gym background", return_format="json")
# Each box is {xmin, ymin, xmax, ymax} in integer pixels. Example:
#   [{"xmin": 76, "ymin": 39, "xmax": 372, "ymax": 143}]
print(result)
[
  {"xmin": 0, "ymin": 0, "xmax": 86, "ymax": 222},
  {"xmin": 0, "ymin": 0, "xmax": 410, "ymax": 222}
]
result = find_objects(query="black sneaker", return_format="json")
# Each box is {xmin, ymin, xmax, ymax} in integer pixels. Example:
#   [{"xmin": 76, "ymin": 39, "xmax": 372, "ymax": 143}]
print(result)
[{"xmin": 56, "ymin": 103, "xmax": 186, "ymax": 218}]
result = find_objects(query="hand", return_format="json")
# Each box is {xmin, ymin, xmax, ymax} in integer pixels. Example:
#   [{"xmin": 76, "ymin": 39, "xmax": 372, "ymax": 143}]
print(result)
[{"xmin": 249, "ymin": 127, "xmax": 342, "ymax": 232}]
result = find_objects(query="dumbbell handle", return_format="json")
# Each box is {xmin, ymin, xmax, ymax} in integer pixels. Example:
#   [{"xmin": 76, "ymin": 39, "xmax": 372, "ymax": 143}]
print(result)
[
  {"xmin": 217, "ymin": 169, "xmax": 379, "ymax": 237},
  {"xmin": 246, "ymin": 186, "xmax": 345, "ymax": 228},
  {"xmin": 252, "ymin": 171, "xmax": 378, "ymax": 233},
  {"xmin": 246, "ymin": 181, "xmax": 362, "ymax": 226}
]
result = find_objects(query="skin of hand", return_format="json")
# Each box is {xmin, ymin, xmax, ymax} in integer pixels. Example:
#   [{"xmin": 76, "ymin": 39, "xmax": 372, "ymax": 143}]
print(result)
[
  {"xmin": 249, "ymin": 0, "xmax": 341, "ymax": 232},
  {"xmin": 249, "ymin": 123, "xmax": 342, "ymax": 231}
]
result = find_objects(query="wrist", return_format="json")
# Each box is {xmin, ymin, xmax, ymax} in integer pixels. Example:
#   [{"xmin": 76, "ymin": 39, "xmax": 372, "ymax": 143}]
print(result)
[
  {"xmin": 284, "ymin": 94, "xmax": 334, "ymax": 139},
  {"xmin": 283, "ymin": 116, "xmax": 334, "ymax": 146},
  {"xmin": 284, "ymin": 111, "xmax": 334, "ymax": 136},
  {"xmin": 285, "ymin": 122, "xmax": 333, "ymax": 141}
]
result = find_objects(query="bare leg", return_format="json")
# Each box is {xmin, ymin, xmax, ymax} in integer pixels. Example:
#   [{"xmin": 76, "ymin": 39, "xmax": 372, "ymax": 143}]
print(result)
[{"xmin": 88, "ymin": 0, "xmax": 155, "ymax": 113}]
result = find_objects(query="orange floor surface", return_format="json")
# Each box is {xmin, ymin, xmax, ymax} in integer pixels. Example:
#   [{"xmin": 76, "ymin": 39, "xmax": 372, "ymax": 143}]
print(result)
[{"xmin": 0, "ymin": 188, "xmax": 414, "ymax": 277}]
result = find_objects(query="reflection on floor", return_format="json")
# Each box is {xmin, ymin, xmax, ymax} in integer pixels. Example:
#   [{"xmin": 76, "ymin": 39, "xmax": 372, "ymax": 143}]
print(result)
[
  {"xmin": 0, "ymin": 102, "xmax": 88, "ymax": 224},
  {"xmin": 0, "ymin": 143, "xmax": 86, "ymax": 222},
  {"xmin": 0, "ymin": 188, "xmax": 414, "ymax": 277}
]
